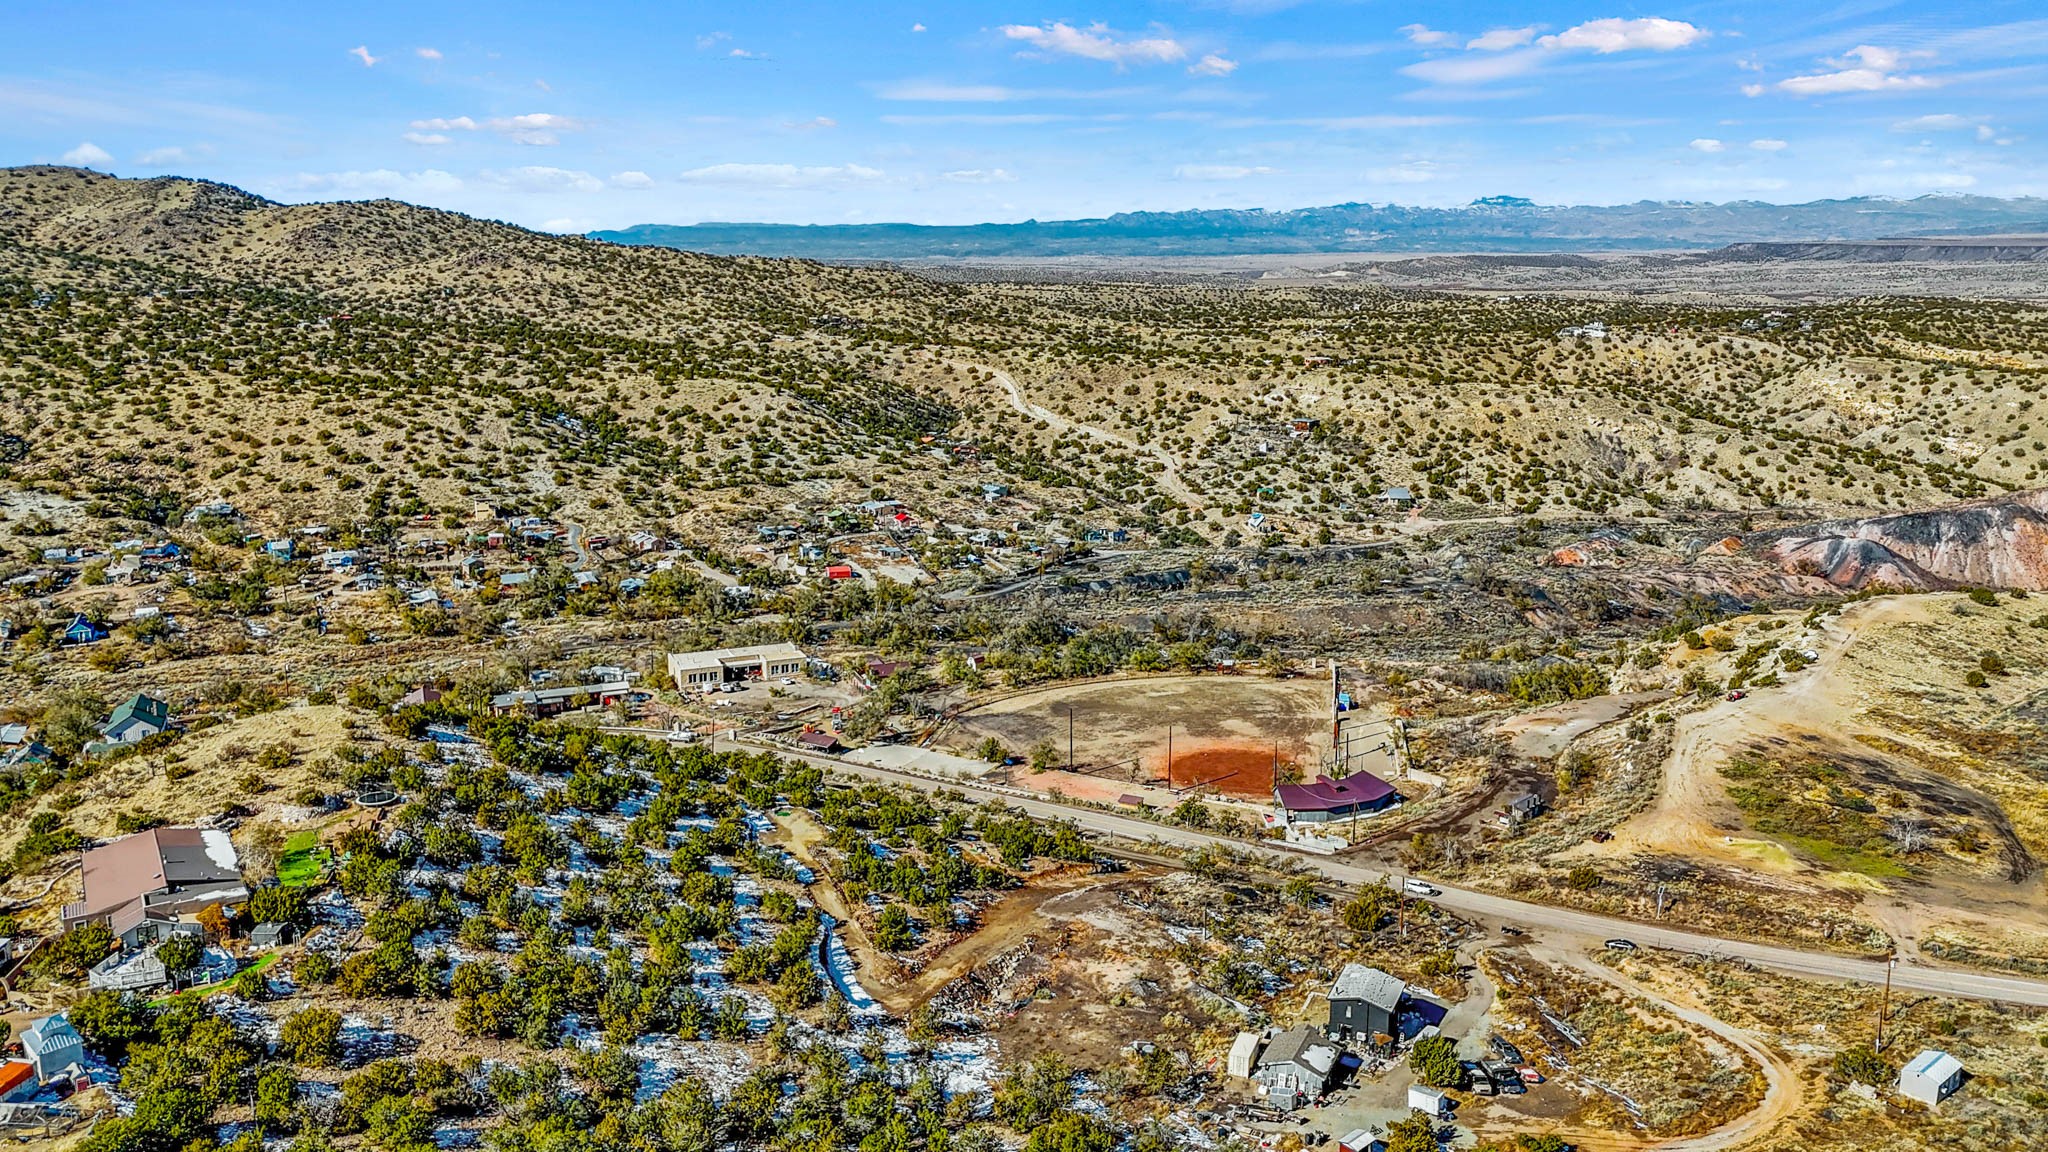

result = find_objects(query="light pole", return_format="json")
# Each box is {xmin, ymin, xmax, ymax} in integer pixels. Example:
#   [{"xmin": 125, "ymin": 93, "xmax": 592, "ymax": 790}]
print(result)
[{"xmin": 1056, "ymin": 704, "xmax": 1076, "ymax": 770}]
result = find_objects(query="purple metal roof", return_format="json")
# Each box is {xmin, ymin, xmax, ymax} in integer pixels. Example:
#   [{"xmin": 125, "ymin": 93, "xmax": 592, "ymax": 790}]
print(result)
[{"xmin": 1275, "ymin": 772, "xmax": 1393, "ymax": 812}]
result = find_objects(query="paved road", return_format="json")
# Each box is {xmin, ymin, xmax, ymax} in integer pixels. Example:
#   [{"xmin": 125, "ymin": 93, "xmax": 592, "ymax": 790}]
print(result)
[{"xmin": 736, "ymin": 736, "xmax": 2048, "ymax": 1008}]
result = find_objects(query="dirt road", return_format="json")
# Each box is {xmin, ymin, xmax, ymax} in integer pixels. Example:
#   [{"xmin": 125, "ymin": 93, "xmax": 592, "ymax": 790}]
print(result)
[
  {"xmin": 974, "ymin": 363, "xmax": 1204, "ymax": 509},
  {"xmin": 1539, "ymin": 948, "xmax": 1804, "ymax": 1152},
  {"xmin": 1609, "ymin": 596, "xmax": 1926, "ymax": 868},
  {"xmin": 1493, "ymin": 690, "xmax": 1673, "ymax": 760},
  {"xmin": 734, "ymin": 733, "xmax": 2048, "ymax": 1007}
]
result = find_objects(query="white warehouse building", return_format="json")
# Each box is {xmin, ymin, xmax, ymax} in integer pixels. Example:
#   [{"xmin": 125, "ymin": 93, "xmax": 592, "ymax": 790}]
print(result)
[{"xmin": 668, "ymin": 643, "xmax": 809, "ymax": 688}]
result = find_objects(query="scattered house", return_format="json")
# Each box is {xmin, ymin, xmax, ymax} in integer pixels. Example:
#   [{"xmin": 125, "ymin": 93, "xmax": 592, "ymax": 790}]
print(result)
[
  {"xmin": 1274, "ymin": 772, "xmax": 1396, "ymax": 824},
  {"xmin": 1327, "ymin": 963, "xmax": 1406, "ymax": 1044},
  {"xmin": 184, "ymin": 501, "xmax": 238, "ymax": 522},
  {"xmin": 393, "ymin": 685, "xmax": 445, "ymax": 711},
  {"xmin": 1898, "ymin": 1049, "xmax": 1965, "ymax": 1108},
  {"xmin": 628, "ymin": 530, "xmax": 661, "ymax": 553},
  {"xmin": 668, "ymin": 644, "xmax": 809, "ymax": 689},
  {"xmin": 1290, "ymin": 417, "xmax": 1320, "ymax": 435},
  {"xmin": 87, "ymin": 946, "xmax": 171, "ymax": 992},
  {"xmin": 826, "ymin": 563, "xmax": 856, "ymax": 580},
  {"xmin": 101, "ymin": 693, "xmax": 170, "ymax": 745},
  {"xmin": 61, "ymin": 615, "xmax": 108, "ymax": 645},
  {"xmin": 0, "ymin": 1060, "xmax": 38, "ymax": 1104},
  {"xmin": 572, "ymin": 570, "xmax": 599, "ymax": 590},
  {"xmin": 1245, "ymin": 512, "xmax": 1270, "ymax": 534},
  {"xmin": 1498, "ymin": 793, "xmax": 1544, "ymax": 828},
  {"xmin": 497, "ymin": 569, "xmax": 535, "ymax": 588},
  {"xmin": 799, "ymin": 544, "xmax": 828, "ymax": 563},
  {"xmin": 1251, "ymin": 1024, "xmax": 1342, "ymax": 1111},
  {"xmin": 1, "ymin": 741, "xmax": 53, "ymax": 774},
  {"xmin": 1336, "ymin": 1131, "xmax": 1386, "ymax": 1152},
  {"xmin": 1226, "ymin": 1030, "xmax": 1265, "ymax": 1079},
  {"xmin": 318, "ymin": 549, "xmax": 361, "ymax": 570},
  {"xmin": 1377, "ymin": 487, "xmax": 1416, "ymax": 509},
  {"xmin": 1407, "ymin": 1084, "xmax": 1450, "ymax": 1117},
  {"xmin": 60, "ymin": 826, "xmax": 247, "ymax": 934},
  {"xmin": 489, "ymin": 680, "xmax": 631, "ymax": 718},
  {"xmin": 19, "ymin": 1016, "xmax": 84, "ymax": 1084},
  {"xmin": 867, "ymin": 660, "xmax": 902, "ymax": 682},
  {"xmin": 263, "ymin": 538, "xmax": 295, "ymax": 560},
  {"xmin": 251, "ymin": 921, "xmax": 298, "ymax": 948},
  {"xmin": 108, "ymin": 902, "xmax": 206, "ymax": 951},
  {"xmin": 796, "ymin": 731, "xmax": 841, "ymax": 753}
]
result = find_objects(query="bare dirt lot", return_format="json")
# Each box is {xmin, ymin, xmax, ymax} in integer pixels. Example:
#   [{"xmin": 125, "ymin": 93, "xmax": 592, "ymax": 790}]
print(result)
[{"xmin": 942, "ymin": 674, "xmax": 1331, "ymax": 799}]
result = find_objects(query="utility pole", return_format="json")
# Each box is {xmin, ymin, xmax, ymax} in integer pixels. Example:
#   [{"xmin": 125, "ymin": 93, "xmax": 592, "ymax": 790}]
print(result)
[
  {"xmin": 1876, "ymin": 953, "xmax": 1898, "ymax": 1052},
  {"xmin": 1166, "ymin": 724, "xmax": 1174, "ymax": 790},
  {"xmin": 1059, "ymin": 705, "xmax": 1076, "ymax": 770}
]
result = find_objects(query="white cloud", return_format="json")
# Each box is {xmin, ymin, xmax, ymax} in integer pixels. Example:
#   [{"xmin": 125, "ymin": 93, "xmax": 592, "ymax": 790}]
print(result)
[
  {"xmin": 416, "ymin": 47, "xmax": 442, "ymax": 61},
  {"xmin": 1188, "ymin": 53, "xmax": 1238, "ymax": 77},
  {"xmin": 540, "ymin": 218, "xmax": 594, "ymax": 234},
  {"xmin": 1365, "ymin": 160, "xmax": 1443, "ymax": 184},
  {"xmin": 403, "ymin": 132, "xmax": 451, "ymax": 146},
  {"xmin": 911, "ymin": 23, "xmax": 926, "ymax": 33},
  {"xmin": 678, "ymin": 163, "xmax": 887, "ymax": 188},
  {"xmin": 1749, "ymin": 138, "xmax": 1788, "ymax": 151},
  {"xmin": 1892, "ymin": 113, "xmax": 1975, "ymax": 132},
  {"xmin": 786, "ymin": 116, "xmax": 838, "ymax": 131},
  {"xmin": 1403, "ymin": 50, "xmax": 1544, "ymax": 86},
  {"xmin": 277, "ymin": 169, "xmax": 464, "ymax": 198},
  {"xmin": 1538, "ymin": 18, "xmax": 1706, "ymax": 53},
  {"xmin": 1467, "ymin": 27, "xmax": 1538, "ymax": 52},
  {"xmin": 1778, "ymin": 45, "xmax": 1935, "ymax": 96},
  {"xmin": 942, "ymin": 168, "xmax": 1017, "ymax": 183},
  {"xmin": 350, "ymin": 45, "xmax": 380, "ymax": 68},
  {"xmin": 62, "ymin": 141, "xmax": 113, "ymax": 167},
  {"xmin": 1403, "ymin": 17, "xmax": 1705, "ymax": 88},
  {"xmin": 408, "ymin": 113, "xmax": 584, "ymax": 145},
  {"xmin": 1741, "ymin": 83, "xmax": 1766, "ymax": 98},
  {"xmin": 729, "ymin": 48, "xmax": 760, "ymax": 59},
  {"xmin": 482, "ymin": 166, "xmax": 604, "ymax": 193},
  {"xmin": 1000, "ymin": 22, "xmax": 1187, "ymax": 66},
  {"xmin": 611, "ymin": 170, "xmax": 655, "ymax": 189},
  {"xmin": 1400, "ymin": 24, "xmax": 1458, "ymax": 48},
  {"xmin": 134, "ymin": 146, "xmax": 187, "ymax": 165},
  {"xmin": 696, "ymin": 32, "xmax": 729, "ymax": 50},
  {"xmin": 1690, "ymin": 138, "xmax": 1726, "ymax": 152},
  {"xmin": 1173, "ymin": 164, "xmax": 1276, "ymax": 180}
]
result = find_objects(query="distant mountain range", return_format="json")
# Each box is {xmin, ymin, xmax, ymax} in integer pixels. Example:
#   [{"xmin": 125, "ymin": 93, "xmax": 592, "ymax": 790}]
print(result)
[{"xmin": 592, "ymin": 195, "xmax": 2048, "ymax": 259}]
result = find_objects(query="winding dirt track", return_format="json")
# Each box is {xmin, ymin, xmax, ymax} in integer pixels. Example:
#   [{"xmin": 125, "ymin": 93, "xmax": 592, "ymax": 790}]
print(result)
[
  {"xmin": 1609, "ymin": 596, "xmax": 1927, "ymax": 865},
  {"xmin": 974, "ymin": 363, "xmax": 1204, "ymax": 509},
  {"xmin": 1529, "ymin": 947, "xmax": 1804, "ymax": 1152}
]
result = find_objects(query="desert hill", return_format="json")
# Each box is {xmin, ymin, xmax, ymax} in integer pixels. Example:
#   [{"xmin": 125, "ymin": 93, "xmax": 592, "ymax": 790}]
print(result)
[{"xmin": 3, "ymin": 165, "xmax": 2047, "ymax": 557}]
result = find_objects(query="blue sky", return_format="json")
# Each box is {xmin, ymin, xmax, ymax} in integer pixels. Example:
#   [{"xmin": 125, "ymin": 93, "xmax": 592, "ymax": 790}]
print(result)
[{"xmin": 4, "ymin": 2, "xmax": 2045, "ymax": 231}]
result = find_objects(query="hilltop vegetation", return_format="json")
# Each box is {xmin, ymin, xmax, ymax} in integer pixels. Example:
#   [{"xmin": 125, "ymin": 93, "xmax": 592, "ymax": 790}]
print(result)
[{"xmin": 3, "ymin": 165, "xmax": 2047, "ymax": 559}]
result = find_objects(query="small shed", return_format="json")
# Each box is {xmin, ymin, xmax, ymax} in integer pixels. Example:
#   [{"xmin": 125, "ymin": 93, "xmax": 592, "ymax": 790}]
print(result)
[
  {"xmin": 1898, "ymin": 1049, "xmax": 1964, "ymax": 1108},
  {"xmin": 0, "ymin": 1061, "xmax": 37, "ymax": 1104},
  {"xmin": 1226, "ymin": 1030, "xmax": 1265, "ymax": 1079},
  {"xmin": 1337, "ymin": 1132, "xmax": 1386, "ymax": 1152},
  {"xmin": 1407, "ymin": 1084, "xmax": 1448, "ymax": 1116},
  {"xmin": 796, "ymin": 731, "xmax": 841, "ymax": 753},
  {"xmin": 252, "ymin": 921, "xmax": 298, "ymax": 948}
]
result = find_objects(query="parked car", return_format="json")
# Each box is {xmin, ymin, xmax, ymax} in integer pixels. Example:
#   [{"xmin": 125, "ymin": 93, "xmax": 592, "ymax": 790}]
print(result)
[
  {"xmin": 1589, "ymin": 830, "xmax": 1614, "ymax": 843},
  {"xmin": 1403, "ymin": 878, "xmax": 1439, "ymax": 897},
  {"xmin": 1726, "ymin": 690, "xmax": 1747, "ymax": 701},
  {"xmin": 1490, "ymin": 1036, "xmax": 1524, "ymax": 1065},
  {"xmin": 1604, "ymin": 938, "xmax": 1639, "ymax": 952},
  {"xmin": 779, "ymin": 677, "xmax": 797, "ymax": 685}
]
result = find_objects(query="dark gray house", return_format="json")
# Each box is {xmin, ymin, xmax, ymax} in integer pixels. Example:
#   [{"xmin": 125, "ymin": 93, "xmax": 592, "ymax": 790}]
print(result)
[
  {"xmin": 252, "ymin": 921, "xmax": 298, "ymax": 947},
  {"xmin": 1327, "ymin": 962, "xmax": 1405, "ymax": 1043}
]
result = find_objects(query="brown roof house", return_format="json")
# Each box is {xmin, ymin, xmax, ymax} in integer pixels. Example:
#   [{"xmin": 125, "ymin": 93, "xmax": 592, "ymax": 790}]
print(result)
[{"xmin": 61, "ymin": 827, "xmax": 247, "ymax": 943}]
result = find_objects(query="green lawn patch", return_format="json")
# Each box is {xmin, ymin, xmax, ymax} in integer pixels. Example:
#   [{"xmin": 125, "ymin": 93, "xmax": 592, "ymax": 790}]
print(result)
[{"xmin": 278, "ymin": 830, "xmax": 332, "ymax": 887}]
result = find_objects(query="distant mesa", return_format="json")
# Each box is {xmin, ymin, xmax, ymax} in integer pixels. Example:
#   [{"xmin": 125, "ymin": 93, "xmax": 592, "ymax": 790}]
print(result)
[{"xmin": 590, "ymin": 193, "xmax": 2048, "ymax": 260}]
